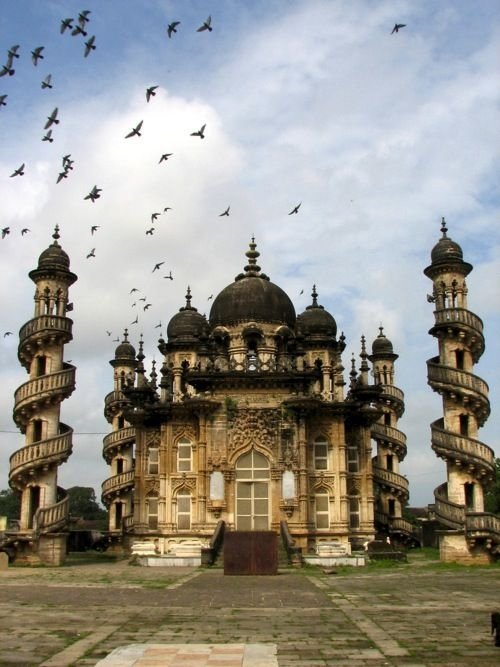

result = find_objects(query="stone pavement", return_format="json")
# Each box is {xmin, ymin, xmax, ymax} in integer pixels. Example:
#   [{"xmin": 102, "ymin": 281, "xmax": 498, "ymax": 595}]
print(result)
[{"xmin": 0, "ymin": 554, "xmax": 499, "ymax": 666}]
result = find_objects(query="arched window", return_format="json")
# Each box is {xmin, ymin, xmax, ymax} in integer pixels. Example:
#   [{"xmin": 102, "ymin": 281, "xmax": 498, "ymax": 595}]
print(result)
[
  {"xmin": 347, "ymin": 445, "xmax": 359, "ymax": 473},
  {"xmin": 349, "ymin": 498, "xmax": 360, "ymax": 528},
  {"xmin": 147, "ymin": 493, "xmax": 159, "ymax": 529},
  {"xmin": 314, "ymin": 437, "xmax": 328, "ymax": 470},
  {"xmin": 148, "ymin": 447, "xmax": 159, "ymax": 475},
  {"xmin": 235, "ymin": 449, "xmax": 270, "ymax": 530},
  {"xmin": 177, "ymin": 491, "xmax": 191, "ymax": 529},
  {"xmin": 177, "ymin": 437, "xmax": 192, "ymax": 472},
  {"xmin": 314, "ymin": 491, "xmax": 329, "ymax": 529}
]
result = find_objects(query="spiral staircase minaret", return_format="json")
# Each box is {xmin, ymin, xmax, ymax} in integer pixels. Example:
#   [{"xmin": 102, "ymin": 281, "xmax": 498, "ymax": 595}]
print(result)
[
  {"xmin": 102, "ymin": 330, "xmax": 136, "ymax": 537},
  {"xmin": 8, "ymin": 226, "xmax": 77, "ymax": 565},
  {"xmin": 425, "ymin": 218, "xmax": 499, "ymax": 562}
]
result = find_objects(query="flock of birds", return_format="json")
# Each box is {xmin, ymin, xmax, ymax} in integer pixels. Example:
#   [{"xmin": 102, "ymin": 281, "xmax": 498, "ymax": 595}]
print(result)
[{"xmin": 1, "ymin": 9, "xmax": 408, "ymax": 340}]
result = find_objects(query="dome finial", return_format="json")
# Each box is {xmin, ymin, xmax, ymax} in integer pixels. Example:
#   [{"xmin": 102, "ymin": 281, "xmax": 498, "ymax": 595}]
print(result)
[
  {"xmin": 441, "ymin": 216, "xmax": 448, "ymax": 238},
  {"xmin": 123, "ymin": 328, "xmax": 129, "ymax": 342},
  {"xmin": 52, "ymin": 225, "xmax": 60, "ymax": 245},
  {"xmin": 311, "ymin": 285, "xmax": 318, "ymax": 307},
  {"xmin": 244, "ymin": 237, "xmax": 261, "ymax": 276},
  {"xmin": 185, "ymin": 286, "xmax": 192, "ymax": 309}
]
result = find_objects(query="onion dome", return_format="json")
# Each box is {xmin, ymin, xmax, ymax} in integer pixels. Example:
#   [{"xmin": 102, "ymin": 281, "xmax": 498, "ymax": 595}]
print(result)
[
  {"xmin": 29, "ymin": 226, "xmax": 77, "ymax": 284},
  {"xmin": 114, "ymin": 329, "xmax": 136, "ymax": 362},
  {"xmin": 209, "ymin": 239, "xmax": 296, "ymax": 328},
  {"xmin": 296, "ymin": 286, "xmax": 337, "ymax": 338},
  {"xmin": 369, "ymin": 326, "xmax": 398, "ymax": 361},
  {"xmin": 425, "ymin": 218, "xmax": 471, "ymax": 278},
  {"xmin": 167, "ymin": 287, "xmax": 210, "ymax": 343}
]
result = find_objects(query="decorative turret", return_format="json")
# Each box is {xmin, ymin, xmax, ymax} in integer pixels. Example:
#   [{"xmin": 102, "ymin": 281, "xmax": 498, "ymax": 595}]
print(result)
[
  {"xmin": 9, "ymin": 226, "xmax": 77, "ymax": 565},
  {"xmin": 425, "ymin": 218, "xmax": 499, "ymax": 561},
  {"xmin": 102, "ymin": 330, "xmax": 136, "ymax": 534},
  {"xmin": 369, "ymin": 328, "xmax": 416, "ymax": 545}
]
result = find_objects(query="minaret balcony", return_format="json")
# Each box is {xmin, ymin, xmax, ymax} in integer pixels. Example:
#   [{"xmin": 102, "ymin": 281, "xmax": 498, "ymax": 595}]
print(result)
[
  {"xmin": 104, "ymin": 390, "xmax": 131, "ymax": 421},
  {"xmin": 101, "ymin": 470, "xmax": 135, "ymax": 500},
  {"xmin": 434, "ymin": 483, "xmax": 465, "ymax": 529},
  {"xmin": 430, "ymin": 308, "xmax": 484, "ymax": 359},
  {"xmin": 13, "ymin": 367, "xmax": 76, "ymax": 426},
  {"xmin": 431, "ymin": 419, "xmax": 495, "ymax": 479},
  {"xmin": 377, "ymin": 384, "xmax": 405, "ymax": 416},
  {"xmin": 34, "ymin": 494, "xmax": 69, "ymax": 535},
  {"xmin": 371, "ymin": 422, "xmax": 407, "ymax": 459},
  {"xmin": 9, "ymin": 430, "xmax": 73, "ymax": 488},
  {"xmin": 103, "ymin": 426, "xmax": 135, "ymax": 463},
  {"xmin": 18, "ymin": 315, "xmax": 73, "ymax": 367},
  {"xmin": 427, "ymin": 361, "xmax": 490, "ymax": 423},
  {"xmin": 372, "ymin": 465, "xmax": 409, "ymax": 499}
]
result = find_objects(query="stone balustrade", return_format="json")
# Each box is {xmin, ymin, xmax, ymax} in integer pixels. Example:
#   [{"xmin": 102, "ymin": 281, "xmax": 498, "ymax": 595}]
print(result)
[
  {"xmin": 372, "ymin": 465, "xmax": 409, "ymax": 498},
  {"xmin": 14, "ymin": 367, "xmax": 76, "ymax": 419},
  {"xmin": 9, "ymin": 430, "xmax": 72, "ymax": 484},
  {"xmin": 102, "ymin": 426, "xmax": 135, "ymax": 460},
  {"xmin": 34, "ymin": 494, "xmax": 69, "ymax": 534},
  {"xmin": 101, "ymin": 470, "xmax": 135, "ymax": 496}
]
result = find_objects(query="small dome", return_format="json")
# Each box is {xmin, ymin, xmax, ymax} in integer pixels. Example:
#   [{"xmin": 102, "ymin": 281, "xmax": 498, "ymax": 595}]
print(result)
[
  {"xmin": 114, "ymin": 330, "xmax": 136, "ymax": 361},
  {"xmin": 37, "ymin": 226, "xmax": 70, "ymax": 270},
  {"xmin": 167, "ymin": 288, "xmax": 209, "ymax": 343},
  {"xmin": 430, "ymin": 218, "xmax": 464, "ymax": 265},
  {"xmin": 371, "ymin": 327, "xmax": 394, "ymax": 355},
  {"xmin": 296, "ymin": 286, "xmax": 337, "ymax": 338},
  {"xmin": 209, "ymin": 240, "xmax": 296, "ymax": 328}
]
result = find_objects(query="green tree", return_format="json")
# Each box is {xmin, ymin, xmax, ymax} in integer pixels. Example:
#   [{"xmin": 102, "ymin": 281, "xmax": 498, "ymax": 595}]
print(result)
[
  {"xmin": 484, "ymin": 458, "xmax": 500, "ymax": 514},
  {"xmin": 0, "ymin": 488, "xmax": 21, "ymax": 521},
  {"xmin": 67, "ymin": 486, "xmax": 107, "ymax": 520}
]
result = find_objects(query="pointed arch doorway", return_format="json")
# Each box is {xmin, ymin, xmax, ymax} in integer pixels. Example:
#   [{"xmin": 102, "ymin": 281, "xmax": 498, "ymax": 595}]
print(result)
[{"xmin": 235, "ymin": 449, "xmax": 270, "ymax": 530}]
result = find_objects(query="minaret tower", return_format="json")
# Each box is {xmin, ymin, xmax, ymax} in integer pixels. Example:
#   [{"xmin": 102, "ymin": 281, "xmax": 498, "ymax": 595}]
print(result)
[
  {"xmin": 369, "ymin": 328, "xmax": 416, "ymax": 545},
  {"xmin": 102, "ymin": 330, "xmax": 136, "ymax": 537},
  {"xmin": 9, "ymin": 226, "xmax": 77, "ymax": 565},
  {"xmin": 425, "ymin": 218, "xmax": 499, "ymax": 562}
]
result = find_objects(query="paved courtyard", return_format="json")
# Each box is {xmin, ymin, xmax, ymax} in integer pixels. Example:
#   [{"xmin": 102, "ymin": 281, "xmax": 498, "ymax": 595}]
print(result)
[{"xmin": 0, "ymin": 553, "xmax": 498, "ymax": 666}]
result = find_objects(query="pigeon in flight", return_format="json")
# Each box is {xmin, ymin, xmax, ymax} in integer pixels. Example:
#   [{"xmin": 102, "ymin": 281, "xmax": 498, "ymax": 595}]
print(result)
[
  {"xmin": 391, "ymin": 23, "xmax": 406, "ymax": 34},
  {"xmin": 21, "ymin": 228, "xmax": 30, "ymax": 235},
  {"xmin": 130, "ymin": 288, "xmax": 139, "ymax": 294},
  {"xmin": 152, "ymin": 261, "xmax": 164, "ymax": 272},
  {"xmin": 10, "ymin": 163, "xmax": 25, "ymax": 177},
  {"xmin": 167, "ymin": 21, "xmax": 180, "ymax": 38},
  {"xmin": 163, "ymin": 206, "xmax": 172, "ymax": 212},
  {"xmin": 44, "ymin": 107, "xmax": 59, "ymax": 129},
  {"xmin": 131, "ymin": 315, "xmax": 138, "ymax": 325},
  {"xmin": 219, "ymin": 206, "xmax": 230, "ymax": 217},
  {"xmin": 151, "ymin": 212, "xmax": 161, "ymax": 222},
  {"xmin": 207, "ymin": 294, "xmax": 213, "ymax": 300},
  {"xmin": 60, "ymin": 18, "xmax": 73, "ymax": 34},
  {"xmin": 84, "ymin": 185, "xmax": 102, "ymax": 202},
  {"xmin": 143, "ymin": 303, "xmax": 152, "ymax": 311},
  {"xmin": 155, "ymin": 321, "xmax": 162, "ymax": 329},
  {"xmin": 84, "ymin": 35, "xmax": 96, "ymax": 57},
  {"xmin": 125, "ymin": 120, "xmax": 143, "ymax": 138},
  {"xmin": 31, "ymin": 46, "xmax": 45, "ymax": 66},
  {"xmin": 78, "ymin": 10, "xmax": 91, "ymax": 24},
  {"xmin": 42, "ymin": 129, "xmax": 54, "ymax": 143},
  {"xmin": 164, "ymin": 271, "xmax": 173, "ymax": 280},
  {"xmin": 190, "ymin": 123, "xmax": 206, "ymax": 139},
  {"xmin": 91, "ymin": 225, "xmax": 99, "ymax": 235},
  {"xmin": 41, "ymin": 74, "xmax": 53, "ymax": 89},
  {"xmin": 0, "ymin": 64, "xmax": 15, "ymax": 77},
  {"xmin": 62, "ymin": 154, "xmax": 74, "ymax": 169},
  {"xmin": 2, "ymin": 227, "xmax": 10, "ymax": 238},
  {"xmin": 145, "ymin": 228, "xmax": 155, "ymax": 235},
  {"xmin": 138, "ymin": 297, "xmax": 147, "ymax": 302},
  {"xmin": 159, "ymin": 153, "xmax": 173, "ymax": 163},
  {"xmin": 56, "ymin": 170, "xmax": 69, "ymax": 183},
  {"xmin": 197, "ymin": 16, "xmax": 212, "ymax": 32},
  {"xmin": 7, "ymin": 45, "xmax": 20, "ymax": 60},
  {"xmin": 146, "ymin": 85, "xmax": 158, "ymax": 102},
  {"xmin": 288, "ymin": 202, "xmax": 301, "ymax": 215},
  {"xmin": 72, "ymin": 23, "xmax": 87, "ymax": 37},
  {"xmin": 106, "ymin": 330, "xmax": 112, "ymax": 336},
  {"xmin": 3, "ymin": 331, "xmax": 12, "ymax": 336},
  {"xmin": 86, "ymin": 248, "xmax": 96, "ymax": 258},
  {"xmin": 0, "ymin": 94, "xmax": 7, "ymax": 107}
]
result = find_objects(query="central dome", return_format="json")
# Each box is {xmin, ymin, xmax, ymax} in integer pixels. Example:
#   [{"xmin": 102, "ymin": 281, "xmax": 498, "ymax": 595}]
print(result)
[{"xmin": 209, "ymin": 240, "xmax": 296, "ymax": 328}]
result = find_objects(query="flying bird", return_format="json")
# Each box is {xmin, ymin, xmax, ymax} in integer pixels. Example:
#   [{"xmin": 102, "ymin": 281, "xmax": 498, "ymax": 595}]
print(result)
[
  {"xmin": 0, "ymin": 94, "xmax": 7, "ymax": 107},
  {"xmin": 60, "ymin": 18, "xmax": 74, "ymax": 34},
  {"xmin": 0, "ymin": 64, "xmax": 15, "ymax": 77},
  {"xmin": 145, "ymin": 228, "xmax": 155, "ymax": 235},
  {"xmin": 78, "ymin": 10, "xmax": 91, "ymax": 24},
  {"xmin": 288, "ymin": 202, "xmax": 301, "ymax": 215},
  {"xmin": 125, "ymin": 120, "xmax": 143, "ymax": 138},
  {"xmin": 44, "ymin": 107, "xmax": 59, "ymax": 129},
  {"xmin": 146, "ymin": 85, "xmax": 158, "ymax": 102},
  {"xmin": 7, "ymin": 45, "xmax": 20, "ymax": 60},
  {"xmin": 138, "ymin": 297, "xmax": 147, "ymax": 302},
  {"xmin": 106, "ymin": 330, "xmax": 112, "ymax": 336},
  {"xmin": 56, "ymin": 170, "xmax": 69, "ymax": 183},
  {"xmin": 42, "ymin": 129, "xmax": 54, "ymax": 142},
  {"xmin": 159, "ymin": 153, "xmax": 173, "ymax": 163},
  {"xmin": 197, "ymin": 16, "xmax": 212, "ymax": 32},
  {"xmin": 131, "ymin": 315, "xmax": 138, "ymax": 325},
  {"xmin": 163, "ymin": 206, "xmax": 172, "ymax": 212},
  {"xmin": 2, "ymin": 227, "xmax": 10, "ymax": 238},
  {"xmin": 152, "ymin": 261, "xmax": 164, "ymax": 272},
  {"xmin": 143, "ymin": 303, "xmax": 152, "ymax": 311},
  {"xmin": 113, "ymin": 337, "xmax": 119, "ymax": 342},
  {"xmin": 62, "ymin": 154, "xmax": 74, "ymax": 169},
  {"xmin": 391, "ymin": 23, "xmax": 406, "ymax": 34},
  {"xmin": 41, "ymin": 74, "xmax": 53, "ymax": 89},
  {"xmin": 3, "ymin": 331, "xmax": 12, "ymax": 336},
  {"xmin": 164, "ymin": 271, "xmax": 174, "ymax": 280},
  {"xmin": 130, "ymin": 288, "xmax": 139, "ymax": 294},
  {"xmin": 71, "ymin": 23, "xmax": 87, "ymax": 37},
  {"xmin": 207, "ymin": 294, "xmax": 213, "ymax": 300},
  {"xmin": 84, "ymin": 35, "xmax": 96, "ymax": 57},
  {"xmin": 84, "ymin": 185, "xmax": 102, "ymax": 202},
  {"xmin": 190, "ymin": 123, "xmax": 206, "ymax": 139},
  {"xmin": 91, "ymin": 225, "xmax": 99, "ymax": 235},
  {"xmin": 151, "ymin": 212, "xmax": 160, "ymax": 222},
  {"xmin": 219, "ymin": 206, "xmax": 230, "ymax": 217},
  {"xmin": 21, "ymin": 228, "xmax": 30, "ymax": 235},
  {"xmin": 10, "ymin": 163, "xmax": 25, "ymax": 177},
  {"xmin": 31, "ymin": 46, "xmax": 45, "ymax": 66},
  {"xmin": 86, "ymin": 248, "xmax": 96, "ymax": 259},
  {"xmin": 167, "ymin": 21, "xmax": 180, "ymax": 38}
]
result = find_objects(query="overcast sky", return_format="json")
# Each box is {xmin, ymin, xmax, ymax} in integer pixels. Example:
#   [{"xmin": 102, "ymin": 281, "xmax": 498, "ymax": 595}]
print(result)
[{"xmin": 0, "ymin": 0, "xmax": 498, "ymax": 508}]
